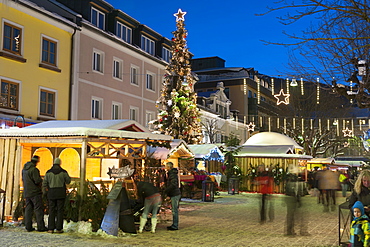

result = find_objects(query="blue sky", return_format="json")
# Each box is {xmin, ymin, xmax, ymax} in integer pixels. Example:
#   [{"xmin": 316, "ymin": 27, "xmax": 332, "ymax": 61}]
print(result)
[{"xmin": 109, "ymin": 0, "xmax": 311, "ymax": 76}]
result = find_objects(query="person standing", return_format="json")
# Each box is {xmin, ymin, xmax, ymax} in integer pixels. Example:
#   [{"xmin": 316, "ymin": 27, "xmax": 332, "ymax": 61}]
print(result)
[
  {"xmin": 137, "ymin": 181, "xmax": 162, "ymax": 233},
  {"xmin": 349, "ymin": 170, "xmax": 370, "ymax": 214},
  {"xmin": 22, "ymin": 155, "xmax": 47, "ymax": 232},
  {"xmin": 43, "ymin": 158, "xmax": 71, "ymax": 233},
  {"xmin": 165, "ymin": 162, "xmax": 181, "ymax": 231}
]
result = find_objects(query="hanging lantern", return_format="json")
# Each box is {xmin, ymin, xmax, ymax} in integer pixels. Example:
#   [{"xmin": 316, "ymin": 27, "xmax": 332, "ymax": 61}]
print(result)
[
  {"xmin": 202, "ymin": 177, "xmax": 214, "ymax": 202},
  {"xmin": 290, "ymin": 78, "xmax": 298, "ymax": 87}
]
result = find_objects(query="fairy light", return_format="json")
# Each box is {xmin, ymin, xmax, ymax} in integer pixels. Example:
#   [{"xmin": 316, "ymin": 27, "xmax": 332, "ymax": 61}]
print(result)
[
  {"xmin": 360, "ymin": 119, "xmax": 362, "ymax": 130},
  {"xmin": 257, "ymin": 78, "xmax": 261, "ymax": 104},
  {"xmin": 319, "ymin": 119, "xmax": 322, "ymax": 135},
  {"xmin": 337, "ymin": 119, "xmax": 340, "ymax": 136},
  {"xmin": 327, "ymin": 119, "xmax": 330, "ymax": 131},
  {"xmin": 284, "ymin": 118, "xmax": 287, "ymax": 133},
  {"xmin": 286, "ymin": 78, "xmax": 290, "ymax": 94},
  {"xmin": 310, "ymin": 119, "xmax": 313, "ymax": 129},
  {"xmin": 301, "ymin": 118, "xmax": 304, "ymax": 134},
  {"xmin": 277, "ymin": 118, "xmax": 280, "ymax": 129},
  {"xmin": 243, "ymin": 78, "xmax": 247, "ymax": 95},
  {"xmin": 260, "ymin": 116, "xmax": 263, "ymax": 127},
  {"xmin": 300, "ymin": 78, "xmax": 304, "ymax": 95},
  {"xmin": 293, "ymin": 118, "xmax": 296, "ymax": 129},
  {"xmin": 351, "ymin": 119, "xmax": 354, "ymax": 135},
  {"xmin": 271, "ymin": 78, "xmax": 274, "ymax": 95},
  {"xmin": 316, "ymin": 78, "xmax": 320, "ymax": 104},
  {"xmin": 350, "ymin": 81, "xmax": 353, "ymax": 104},
  {"xmin": 268, "ymin": 117, "xmax": 271, "ymax": 132}
]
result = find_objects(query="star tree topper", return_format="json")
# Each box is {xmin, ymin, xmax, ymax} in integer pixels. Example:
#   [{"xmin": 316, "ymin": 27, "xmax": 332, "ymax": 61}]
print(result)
[
  {"xmin": 174, "ymin": 9, "xmax": 186, "ymax": 22},
  {"xmin": 274, "ymin": 89, "xmax": 290, "ymax": 105}
]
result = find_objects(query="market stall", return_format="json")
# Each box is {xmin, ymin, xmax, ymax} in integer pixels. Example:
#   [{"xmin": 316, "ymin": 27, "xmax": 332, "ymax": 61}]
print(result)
[
  {"xmin": 235, "ymin": 132, "xmax": 312, "ymax": 193},
  {"xmin": 0, "ymin": 120, "xmax": 172, "ymax": 217}
]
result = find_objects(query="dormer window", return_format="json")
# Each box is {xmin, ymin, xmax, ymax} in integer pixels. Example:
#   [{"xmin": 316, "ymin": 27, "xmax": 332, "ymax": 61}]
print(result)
[
  {"xmin": 162, "ymin": 46, "xmax": 171, "ymax": 63},
  {"xmin": 91, "ymin": 7, "xmax": 105, "ymax": 29},
  {"xmin": 141, "ymin": 35, "xmax": 155, "ymax": 55},
  {"xmin": 116, "ymin": 22, "xmax": 132, "ymax": 43}
]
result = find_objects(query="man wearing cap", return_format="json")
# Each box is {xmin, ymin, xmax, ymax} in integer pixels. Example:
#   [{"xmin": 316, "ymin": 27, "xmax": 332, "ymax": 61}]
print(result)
[
  {"xmin": 22, "ymin": 155, "xmax": 47, "ymax": 232},
  {"xmin": 43, "ymin": 157, "xmax": 71, "ymax": 233}
]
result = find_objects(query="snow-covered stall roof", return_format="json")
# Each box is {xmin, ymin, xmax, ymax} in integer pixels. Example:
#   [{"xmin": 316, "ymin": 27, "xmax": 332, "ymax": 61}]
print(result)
[
  {"xmin": 0, "ymin": 126, "xmax": 172, "ymax": 141},
  {"xmin": 188, "ymin": 144, "xmax": 225, "ymax": 161},
  {"xmin": 25, "ymin": 119, "xmax": 148, "ymax": 132},
  {"xmin": 235, "ymin": 145, "xmax": 312, "ymax": 159},
  {"xmin": 307, "ymin": 158, "xmax": 335, "ymax": 164},
  {"xmin": 147, "ymin": 139, "xmax": 194, "ymax": 160},
  {"xmin": 243, "ymin": 132, "xmax": 303, "ymax": 150}
]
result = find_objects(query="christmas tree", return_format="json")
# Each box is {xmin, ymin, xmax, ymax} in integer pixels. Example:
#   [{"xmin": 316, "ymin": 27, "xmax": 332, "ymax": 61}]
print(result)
[{"xmin": 153, "ymin": 9, "xmax": 202, "ymax": 144}]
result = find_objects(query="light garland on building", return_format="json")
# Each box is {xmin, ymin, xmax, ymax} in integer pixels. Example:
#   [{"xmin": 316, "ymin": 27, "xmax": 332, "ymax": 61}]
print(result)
[
  {"xmin": 300, "ymin": 78, "xmax": 304, "ymax": 95},
  {"xmin": 257, "ymin": 78, "xmax": 260, "ymax": 104},
  {"xmin": 271, "ymin": 78, "xmax": 274, "ymax": 95},
  {"xmin": 274, "ymin": 89, "xmax": 290, "ymax": 105},
  {"xmin": 316, "ymin": 78, "xmax": 320, "ymax": 104}
]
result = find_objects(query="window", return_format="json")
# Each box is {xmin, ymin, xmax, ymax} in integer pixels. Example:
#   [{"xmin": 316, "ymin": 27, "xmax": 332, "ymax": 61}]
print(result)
[
  {"xmin": 3, "ymin": 22, "xmax": 22, "ymax": 54},
  {"xmin": 42, "ymin": 37, "xmax": 57, "ymax": 66},
  {"xmin": 116, "ymin": 22, "xmax": 132, "ymax": 43},
  {"xmin": 92, "ymin": 97, "xmax": 102, "ymax": 119},
  {"xmin": 112, "ymin": 102, "xmax": 122, "ymax": 120},
  {"xmin": 93, "ymin": 50, "xmax": 104, "ymax": 73},
  {"xmin": 248, "ymin": 90, "xmax": 252, "ymax": 98},
  {"xmin": 146, "ymin": 73, "xmax": 155, "ymax": 91},
  {"xmin": 141, "ymin": 35, "xmax": 155, "ymax": 55},
  {"xmin": 145, "ymin": 111, "xmax": 154, "ymax": 127},
  {"xmin": 113, "ymin": 58, "xmax": 122, "ymax": 80},
  {"xmin": 130, "ymin": 66, "xmax": 139, "ymax": 85},
  {"xmin": 40, "ymin": 89, "xmax": 55, "ymax": 117},
  {"xmin": 91, "ymin": 7, "xmax": 105, "ymax": 29},
  {"xmin": 0, "ymin": 80, "xmax": 19, "ymax": 110},
  {"xmin": 162, "ymin": 46, "xmax": 171, "ymax": 63},
  {"xmin": 129, "ymin": 107, "xmax": 138, "ymax": 121}
]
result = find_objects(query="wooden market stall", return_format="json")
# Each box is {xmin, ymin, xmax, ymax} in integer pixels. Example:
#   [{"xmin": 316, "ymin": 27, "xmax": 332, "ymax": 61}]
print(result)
[
  {"xmin": 235, "ymin": 132, "xmax": 312, "ymax": 193},
  {"xmin": 0, "ymin": 120, "xmax": 172, "ymax": 218}
]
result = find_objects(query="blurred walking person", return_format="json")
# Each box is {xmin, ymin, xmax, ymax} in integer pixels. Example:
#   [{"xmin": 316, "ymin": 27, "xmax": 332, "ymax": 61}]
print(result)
[
  {"xmin": 317, "ymin": 168, "xmax": 340, "ymax": 212},
  {"xmin": 22, "ymin": 155, "xmax": 47, "ymax": 232},
  {"xmin": 255, "ymin": 164, "xmax": 274, "ymax": 223},
  {"xmin": 339, "ymin": 170, "xmax": 350, "ymax": 197},
  {"xmin": 284, "ymin": 164, "xmax": 310, "ymax": 236},
  {"xmin": 43, "ymin": 157, "xmax": 71, "ymax": 233}
]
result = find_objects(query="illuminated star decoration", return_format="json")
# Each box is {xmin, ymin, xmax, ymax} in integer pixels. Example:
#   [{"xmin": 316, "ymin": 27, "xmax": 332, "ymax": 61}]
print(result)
[
  {"xmin": 274, "ymin": 89, "xmax": 290, "ymax": 105},
  {"xmin": 342, "ymin": 127, "xmax": 353, "ymax": 137},
  {"xmin": 174, "ymin": 9, "xmax": 186, "ymax": 22},
  {"xmin": 247, "ymin": 122, "xmax": 255, "ymax": 132}
]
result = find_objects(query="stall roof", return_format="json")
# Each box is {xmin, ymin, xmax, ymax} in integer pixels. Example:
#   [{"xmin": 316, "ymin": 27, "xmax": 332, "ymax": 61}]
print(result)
[
  {"xmin": 147, "ymin": 139, "xmax": 194, "ymax": 160},
  {"xmin": 307, "ymin": 158, "xmax": 335, "ymax": 164},
  {"xmin": 0, "ymin": 126, "xmax": 172, "ymax": 141},
  {"xmin": 243, "ymin": 132, "xmax": 303, "ymax": 150},
  {"xmin": 235, "ymin": 145, "xmax": 312, "ymax": 159},
  {"xmin": 25, "ymin": 119, "xmax": 148, "ymax": 132},
  {"xmin": 188, "ymin": 144, "xmax": 225, "ymax": 161}
]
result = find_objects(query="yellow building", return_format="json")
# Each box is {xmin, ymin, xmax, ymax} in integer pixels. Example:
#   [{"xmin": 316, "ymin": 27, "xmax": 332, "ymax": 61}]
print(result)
[{"xmin": 0, "ymin": 0, "xmax": 77, "ymax": 127}]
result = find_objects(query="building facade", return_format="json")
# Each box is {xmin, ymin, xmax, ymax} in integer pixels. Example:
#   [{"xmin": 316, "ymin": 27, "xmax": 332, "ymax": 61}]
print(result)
[{"xmin": 0, "ymin": 0, "xmax": 76, "ymax": 127}]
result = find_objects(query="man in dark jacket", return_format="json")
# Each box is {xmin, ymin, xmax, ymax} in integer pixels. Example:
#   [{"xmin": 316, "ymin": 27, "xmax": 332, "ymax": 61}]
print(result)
[
  {"xmin": 165, "ymin": 162, "xmax": 181, "ymax": 230},
  {"xmin": 22, "ymin": 155, "xmax": 47, "ymax": 232},
  {"xmin": 43, "ymin": 157, "xmax": 71, "ymax": 233}
]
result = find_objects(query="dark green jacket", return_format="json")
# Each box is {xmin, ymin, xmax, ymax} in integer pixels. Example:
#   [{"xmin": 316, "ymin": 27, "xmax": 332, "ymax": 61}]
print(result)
[
  {"xmin": 43, "ymin": 164, "xmax": 71, "ymax": 200},
  {"xmin": 22, "ymin": 161, "xmax": 42, "ymax": 198}
]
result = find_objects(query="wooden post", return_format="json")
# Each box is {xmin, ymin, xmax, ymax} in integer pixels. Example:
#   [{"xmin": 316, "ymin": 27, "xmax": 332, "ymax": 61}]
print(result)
[
  {"xmin": 0, "ymin": 139, "xmax": 5, "ymax": 188},
  {"xmin": 79, "ymin": 140, "xmax": 87, "ymax": 221},
  {"xmin": 5, "ymin": 139, "xmax": 16, "ymax": 215},
  {"xmin": 11, "ymin": 141, "xmax": 22, "ymax": 216}
]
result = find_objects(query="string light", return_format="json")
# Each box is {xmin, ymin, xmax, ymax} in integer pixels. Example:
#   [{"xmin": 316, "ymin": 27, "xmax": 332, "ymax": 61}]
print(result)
[
  {"xmin": 301, "ymin": 118, "xmax": 304, "ymax": 134},
  {"xmin": 286, "ymin": 78, "xmax": 290, "ymax": 94},
  {"xmin": 319, "ymin": 119, "xmax": 322, "ymax": 135},
  {"xmin": 268, "ymin": 117, "xmax": 271, "ymax": 132},
  {"xmin": 300, "ymin": 78, "xmax": 304, "ymax": 95},
  {"xmin": 284, "ymin": 118, "xmax": 286, "ymax": 134},
  {"xmin": 243, "ymin": 78, "xmax": 247, "ymax": 95},
  {"xmin": 271, "ymin": 78, "xmax": 274, "ymax": 95},
  {"xmin": 327, "ymin": 119, "xmax": 330, "ymax": 131},
  {"xmin": 350, "ymin": 81, "xmax": 353, "ymax": 104},
  {"xmin": 293, "ymin": 118, "xmax": 296, "ymax": 129},
  {"xmin": 257, "ymin": 78, "xmax": 260, "ymax": 104},
  {"xmin": 316, "ymin": 78, "xmax": 320, "ymax": 104}
]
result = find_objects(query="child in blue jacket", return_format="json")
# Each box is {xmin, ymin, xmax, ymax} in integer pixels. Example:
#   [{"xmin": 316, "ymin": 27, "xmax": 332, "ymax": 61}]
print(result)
[{"xmin": 350, "ymin": 201, "xmax": 370, "ymax": 247}]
